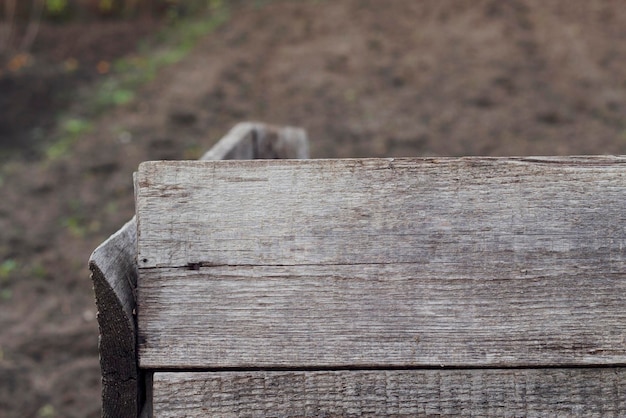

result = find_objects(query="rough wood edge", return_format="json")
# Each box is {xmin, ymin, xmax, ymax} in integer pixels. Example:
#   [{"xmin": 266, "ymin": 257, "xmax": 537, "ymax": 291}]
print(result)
[
  {"xmin": 89, "ymin": 217, "xmax": 141, "ymax": 418},
  {"xmin": 90, "ymin": 122, "xmax": 309, "ymax": 417},
  {"xmin": 199, "ymin": 121, "xmax": 309, "ymax": 161}
]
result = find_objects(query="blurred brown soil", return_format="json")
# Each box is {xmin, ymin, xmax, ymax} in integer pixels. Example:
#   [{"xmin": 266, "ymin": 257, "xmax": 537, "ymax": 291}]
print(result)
[
  {"xmin": 0, "ymin": 19, "xmax": 162, "ymax": 154},
  {"xmin": 1, "ymin": 0, "xmax": 626, "ymax": 416}
]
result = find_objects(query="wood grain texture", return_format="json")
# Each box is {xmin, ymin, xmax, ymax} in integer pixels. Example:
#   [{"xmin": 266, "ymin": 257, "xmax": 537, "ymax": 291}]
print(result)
[
  {"xmin": 136, "ymin": 157, "xmax": 626, "ymax": 268},
  {"xmin": 139, "ymin": 264, "xmax": 626, "ymax": 368},
  {"xmin": 89, "ymin": 218, "xmax": 142, "ymax": 418},
  {"xmin": 152, "ymin": 369, "xmax": 626, "ymax": 417},
  {"xmin": 136, "ymin": 157, "xmax": 626, "ymax": 369}
]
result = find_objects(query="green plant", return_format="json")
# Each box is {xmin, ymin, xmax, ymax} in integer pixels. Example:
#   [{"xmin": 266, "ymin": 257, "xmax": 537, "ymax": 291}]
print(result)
[
  {"xmin": 62, "ymin": 216, "xmax": 86, "ymax": 238},
  {"xmin": 63, "ymin": 118, "xmax": 90, "ymax": 135},
  {"xmin": 45, "ymin": 0, "xmax": 68, "ymax": 16},
  {"xmin": 30, "ymin": 262, "xmax": 47, "ymax": 279},
  {"xmin": 0, "ymin": 259, "xmax": 17, "ymax": 299},
  {"xmin": 94, "ymin": 0, "xmax": 230, "ymax": 103},
  {"xmin": 99, "ymin": 0, "xmax": 114, "ymax": 13},
  {"xmin": 46, "ymin": 0, "xmax": 66, "ymax": 14},
  {"xmin": 0, "ymin": 259, "xmax": 17, "ymax": 279},
  {"xmin": 42, "ymin": 0, "xmax": 231, "ymax": 162},
  {"xmin": 45, "ymin": 118, "xmax": 92, "ymax": 159},
  {"xmin": 37, "ymin": 404, "xmax": 55, "ymax": 418},
  {"xmin": 96, "ymin": 81, "xmax": 135, "ymax": 108}
]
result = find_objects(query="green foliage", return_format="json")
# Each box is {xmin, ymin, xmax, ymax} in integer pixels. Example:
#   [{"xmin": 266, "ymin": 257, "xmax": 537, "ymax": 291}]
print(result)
[
  {"xmin": 46, "ymin": 137, "xmax": 73, "ymax": 159},
  {"xmin": 96, "ymin": 80, "xmax": 135, "ymax": 108},
  {"xmin": 99, "ymin": 0, "xmax": 114, "ymax": 12},
  {"xmin": 45, "ymin": 0, "xmax": 71, "ymax": 20},
  {"xmin": 39, "ymin": 0, "xmax": 224, "ymax": 21},
  {"xmin": 0, "ymin": 259, "xmax": 17, "ymax": 300},
  {"xmin": 0, "ymin": 259, "xmax": 17, "ymax": 279},
  {"xmin": 42, "ymin": 0, "xmax": 231, "ymax": 162},
  {"xmin": 63, "ymin": 118, "xmax": 90, "ymax": 135},
  {"xmin": 60, "ymin": 199, "xmax": 89, "ymax": 238},
  {"xmin": 37, "ymin": 404, "xmax": 55, "ymax": 418},
  {"xmin": 112, "ymin": 89, "xmax": 134, "ymax": 105},
  {"xmin": 30, "ymin": 262, "xmax": 47, "ymax": 279},
  {"xmin": 45, "ymin": 0, "xmax": 68, "ymax": 15},
  {"xmin": 62, "ymin": 216, "xmax": 86, "ymax": 238},
  {"xmin": 46, "ymin": 118, "xmax": 92, "ymax": 160},
  {"xmin": 92, "ymin": 0, "xmax": 230, "ymax": 105}
]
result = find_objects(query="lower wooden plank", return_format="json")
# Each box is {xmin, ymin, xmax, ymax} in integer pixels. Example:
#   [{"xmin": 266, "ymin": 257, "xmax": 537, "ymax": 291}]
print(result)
[{"xmin": 152, "ymin": 368, "xmax": 626, "ymax": 417}]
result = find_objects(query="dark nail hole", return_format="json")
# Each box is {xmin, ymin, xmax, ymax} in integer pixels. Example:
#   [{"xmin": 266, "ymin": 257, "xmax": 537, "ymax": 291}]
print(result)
[{"xmin": 187, "ymin": 262, "xmax": 201, "ymax": 271}]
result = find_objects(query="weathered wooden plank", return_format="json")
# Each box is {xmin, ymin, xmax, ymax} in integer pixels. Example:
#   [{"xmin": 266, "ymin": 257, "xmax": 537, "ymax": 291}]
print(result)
[
  {"xmin": 136, "ymin": 157, "xmax": 626, "ymax": 268},
  {"xmin": 152, "ymin": 368, "xmax": 626, "ymax": 417},
  {"xmin": 136, "ymin": 157, "xmax": 626, "ymax": 369},
  {"xmin": 139, "ymin": 264, "xmax": 626, "ymax": 368}
]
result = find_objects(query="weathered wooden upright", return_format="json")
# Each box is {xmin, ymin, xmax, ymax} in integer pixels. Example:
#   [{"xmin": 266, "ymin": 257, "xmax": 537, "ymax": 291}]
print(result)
[{"xmin": 93, "ymin": 122, "xmax": 626, "ymax": 416}]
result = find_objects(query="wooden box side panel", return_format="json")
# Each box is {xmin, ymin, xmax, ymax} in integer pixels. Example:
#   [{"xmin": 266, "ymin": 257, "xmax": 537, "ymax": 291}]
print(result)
[{"xmin": 136, "ymin": 157, "xmax": 626, "ymax": 369}]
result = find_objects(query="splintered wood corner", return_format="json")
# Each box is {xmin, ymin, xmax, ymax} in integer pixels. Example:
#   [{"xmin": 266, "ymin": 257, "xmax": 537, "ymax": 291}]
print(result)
[{"xmin": 134, "ymin": 156, "xmax": 626, "ymax": 416}]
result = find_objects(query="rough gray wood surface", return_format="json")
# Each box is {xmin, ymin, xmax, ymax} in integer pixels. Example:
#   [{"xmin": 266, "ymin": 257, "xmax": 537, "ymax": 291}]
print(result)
[
  {"xmin": 139, "ymin": 262, "xmax": 626, "ymax": 369},
  {"xmin": 136, "ymin": 157, "xmax": 626, "ymax": 369},
  {"xmin": 89, "ymin": 218, "xmax": 141, "ymax": 418},
  {"xmin": 152, "ymin": 369, "xmax": 626, "ymax": 417}
]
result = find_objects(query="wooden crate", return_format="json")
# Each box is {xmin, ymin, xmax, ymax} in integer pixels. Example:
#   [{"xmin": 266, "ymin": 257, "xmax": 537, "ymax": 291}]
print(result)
[{"xmin": 92, "ymin": 123, "xmax": 626, "ymax": 417}]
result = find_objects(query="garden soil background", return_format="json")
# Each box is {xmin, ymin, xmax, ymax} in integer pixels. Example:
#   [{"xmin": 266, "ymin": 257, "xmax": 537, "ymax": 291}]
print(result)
[{"xmin": 1, "ymin": 1, "xmax": 626, "ymax": 416}]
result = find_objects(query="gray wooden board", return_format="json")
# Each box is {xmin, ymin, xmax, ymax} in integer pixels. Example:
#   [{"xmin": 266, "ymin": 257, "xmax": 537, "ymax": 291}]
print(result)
[
  {"xmin": 152, "ymin": 369, "xmax": 626, "ymax": 417},
  {"xmin": 136, "ymin": 157, "xmax": 626, "ymax": 368},
  {"xmin": 139, "ymin": 264, "xmax": 626, "ymax": 368}
]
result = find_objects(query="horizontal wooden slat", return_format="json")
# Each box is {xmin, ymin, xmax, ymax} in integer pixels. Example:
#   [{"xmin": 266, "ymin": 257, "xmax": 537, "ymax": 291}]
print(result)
[
  {"xmin": 152, "ymin": 368, "xmax": 626, "ymax": 417},
  {"xmin": 136, "ymin": 157, "xmax": 626, "ymax": 368},
  {"xmin": 139, "ymin": 265, "xmax": 626, "ymax": 369},
  {"xmin": 136, "ymin": 157, "xmax": 626, "ymax": 269}
]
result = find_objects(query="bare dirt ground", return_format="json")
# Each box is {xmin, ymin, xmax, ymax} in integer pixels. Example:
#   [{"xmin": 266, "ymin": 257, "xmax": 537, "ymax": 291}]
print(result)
[{"xmin": 1, "ymin": 0, "xmax": 626, "ymax": 416}]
